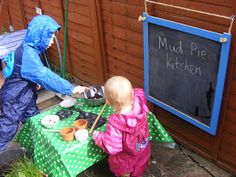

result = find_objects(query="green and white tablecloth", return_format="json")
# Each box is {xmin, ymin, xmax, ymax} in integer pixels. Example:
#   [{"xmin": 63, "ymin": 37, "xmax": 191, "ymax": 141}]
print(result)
[{"xmin": 16, "ymin": 98, "xmax": 174, "ymax": 177}]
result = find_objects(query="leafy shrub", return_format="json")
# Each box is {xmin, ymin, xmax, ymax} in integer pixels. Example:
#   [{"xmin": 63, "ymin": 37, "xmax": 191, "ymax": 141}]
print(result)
[{"xmin": 3, "ymin": 156, "xmax": 43, "ymax": 177}]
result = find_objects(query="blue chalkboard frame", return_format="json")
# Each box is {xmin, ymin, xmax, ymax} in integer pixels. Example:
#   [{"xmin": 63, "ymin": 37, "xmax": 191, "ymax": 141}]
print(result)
[{"xmin": 143, "ymin": 12, "xmax": 231, "ymax": 135}]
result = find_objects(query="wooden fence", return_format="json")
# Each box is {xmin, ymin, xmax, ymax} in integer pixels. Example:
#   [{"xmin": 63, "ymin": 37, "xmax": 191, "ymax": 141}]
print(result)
[{"xmin": 1, "ymin": 0, "xmax": 236, "ymax": 174}]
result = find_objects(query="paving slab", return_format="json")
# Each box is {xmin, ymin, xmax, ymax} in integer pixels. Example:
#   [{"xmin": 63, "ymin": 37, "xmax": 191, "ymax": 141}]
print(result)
[{"xmin": 77, "ymin": 142, "xmax": 233, "ymax": 177}]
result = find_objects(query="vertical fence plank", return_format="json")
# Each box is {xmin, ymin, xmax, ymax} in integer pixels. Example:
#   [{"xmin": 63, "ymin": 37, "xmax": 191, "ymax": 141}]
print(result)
[{"xmin": 89, "ymin": 0, "xmax": 106, "ymax": 84}]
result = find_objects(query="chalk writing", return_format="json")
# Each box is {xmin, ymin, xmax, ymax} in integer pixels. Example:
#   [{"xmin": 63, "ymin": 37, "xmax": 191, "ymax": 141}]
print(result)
[
  {"xmin": 166, "ymin": 53, "xmax": 202, "ymax": 77},
  {"xmin": 190, "ymin": 42, "xmax": 207, "ymax": 60},
  {"xmin": 158, "ymin": 36, "xmax": 183, "ymax": 55},
  {"xmin": 157, "ymin": 35, "xmax": 204, "ymax": 77},
  {"xmin": 157, "ymin": 36, "xmax": 208, "ymax": 61}
]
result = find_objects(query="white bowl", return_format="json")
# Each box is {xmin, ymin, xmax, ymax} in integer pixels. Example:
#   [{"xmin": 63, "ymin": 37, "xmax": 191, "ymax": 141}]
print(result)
[
  {"xmin": 41, "ymin": 115, "xmax": 60, "ymax": 128},
  {"xmin": 59, "ymin": 97, "xmax": 76, "ymax": 108},
  {"xmin": 75, "ymin": 129, "xmax": 89, "ymax": 142}
]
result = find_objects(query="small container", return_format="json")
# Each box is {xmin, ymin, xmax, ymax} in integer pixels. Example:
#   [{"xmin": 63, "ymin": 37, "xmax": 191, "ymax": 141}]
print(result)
[
  {"xmin": 60, "ymin": 127, "xmax": 75, "ymax": 141},
  {"xmin": 75, "ymin": 129, "xmax": 89, "ymax": 142},
  {"xmin": 82, "ymin": 86, "xmax": 106, "ymax": 107},
  {"xmin": 41, "ymin": 115, "xmax": 60, "ymax": 128},
  {"xmin": 73, "ymin": 119, "xmax": 88, "ymax": 130},
  {"xmin": 59, "ymin": 97, "xmax": 76, "ymax": 108}
]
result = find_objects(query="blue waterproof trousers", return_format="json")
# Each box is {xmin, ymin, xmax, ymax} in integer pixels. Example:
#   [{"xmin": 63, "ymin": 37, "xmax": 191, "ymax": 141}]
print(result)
[{"xmin": 0, "ymin": 46, "xmax": 39, "ymax": 151}]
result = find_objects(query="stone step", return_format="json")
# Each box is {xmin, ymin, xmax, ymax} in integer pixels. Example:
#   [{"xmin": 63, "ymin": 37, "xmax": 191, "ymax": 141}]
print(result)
[{"xmin": 36, "ymin": 89, "xmax": 56, "ymax": 104}]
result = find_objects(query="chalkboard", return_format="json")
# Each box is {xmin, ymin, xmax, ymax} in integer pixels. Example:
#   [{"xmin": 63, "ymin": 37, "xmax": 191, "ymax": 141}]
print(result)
[
  {"xmin": 149, "ymin": 23, "xmax": 220, "ymax": 125},
  {"xmin": 143, "ymin": 13, "xmax": 231, "ymax": 135}
]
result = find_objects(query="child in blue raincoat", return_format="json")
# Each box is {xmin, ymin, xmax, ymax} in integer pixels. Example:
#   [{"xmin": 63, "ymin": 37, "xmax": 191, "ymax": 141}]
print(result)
[{"xmin": 0, "ymin": 15, "xmax": 87, "ymax": 152}]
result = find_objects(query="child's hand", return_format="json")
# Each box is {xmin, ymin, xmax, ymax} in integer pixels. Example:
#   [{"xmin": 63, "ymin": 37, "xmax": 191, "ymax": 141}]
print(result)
[
  {"xmin": 93, "ymin": 130, "xmax": 99, "ymax": 140},
  {"xmin": 36, "ymin": 84, "xmax": 42, "ymax": 91},
  {"xmin": 72, "ymin": 86, "xmax": 88, "ymax": 95}
]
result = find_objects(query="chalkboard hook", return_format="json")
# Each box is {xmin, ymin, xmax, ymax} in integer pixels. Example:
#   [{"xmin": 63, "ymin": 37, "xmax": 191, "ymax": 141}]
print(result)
[
  {"xmin": 219, "ymin": 37, "xmax": 228, "ymax": 43},
  {"xmin": 138, "ymin": 15, "xmax": 146, "ymax": 22},
  {"xmin": 228, "ymin": 15, "xmax": 235, "ymax": 34}
]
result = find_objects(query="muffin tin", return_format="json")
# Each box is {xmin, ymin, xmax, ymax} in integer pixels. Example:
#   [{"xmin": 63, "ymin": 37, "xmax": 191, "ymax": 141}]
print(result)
[{"xmin": 56, "ymin": 109, "xmax": 73, "ymax": 120}]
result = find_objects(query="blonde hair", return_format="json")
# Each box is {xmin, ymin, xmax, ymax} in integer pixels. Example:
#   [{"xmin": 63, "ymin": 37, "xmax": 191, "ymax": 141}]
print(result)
[{"xmin": 104, "ymin": 76, "xmax": 133, "ymax": 112}]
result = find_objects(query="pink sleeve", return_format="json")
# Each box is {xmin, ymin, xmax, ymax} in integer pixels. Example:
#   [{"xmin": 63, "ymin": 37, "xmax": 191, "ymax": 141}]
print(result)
[
  {"xmin": 133, "ymin": 88, "xmax": 149, "ymax": 112},
  {"xmin": 133, "ymin": 88, "xmax": 146, "ymax": 102},
  {"xmin": 93, "ymin": 120, "xmax": 123, "ymax": 155}
]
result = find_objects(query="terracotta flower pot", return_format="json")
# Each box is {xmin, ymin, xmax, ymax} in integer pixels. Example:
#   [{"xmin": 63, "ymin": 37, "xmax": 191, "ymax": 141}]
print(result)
[
  {"xmin": 73, "ymin": 119, "xmax": 88, "ymax": 130},
  {"xmin": 60, "ymin": 127, "xmax": 75, "ymax": 141}
]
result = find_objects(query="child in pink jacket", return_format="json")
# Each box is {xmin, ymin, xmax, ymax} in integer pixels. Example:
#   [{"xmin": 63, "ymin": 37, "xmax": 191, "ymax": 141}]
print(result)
[{"xmin": 93, "ymin": 76, "xmax": 151, "ymax": 177}]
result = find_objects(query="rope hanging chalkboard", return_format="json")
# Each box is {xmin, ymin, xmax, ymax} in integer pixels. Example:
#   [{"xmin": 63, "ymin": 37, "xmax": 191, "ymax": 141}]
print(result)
[{"xmin": 141, "ymin": 0, "xmax": 235, "ymax": 34}]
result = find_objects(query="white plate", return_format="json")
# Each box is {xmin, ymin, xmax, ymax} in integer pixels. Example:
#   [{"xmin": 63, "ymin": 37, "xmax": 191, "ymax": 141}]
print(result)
[
  {"xmin": 59, "ymin": 97, "xmax": 76, "ymax": 108},
  {"xmin": 41, "ymin": 115, "xmax": 60, "ymax": 128}
]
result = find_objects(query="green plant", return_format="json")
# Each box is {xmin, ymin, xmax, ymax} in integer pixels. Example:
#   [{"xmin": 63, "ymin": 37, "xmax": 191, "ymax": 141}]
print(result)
[
  {"xmin": 65, "ymin": 72, "xmax": 74, "ymax": 82},
  {"xmin": 3, "ymin": 156, "xmax": 43, "ymax": 177},
  {"xmin": 49, "ymin": 62, "xmax": 61, "ymax": 74},
  {"xmin": 1, "ymin": 26, "xmax": 8, "ymax": 34}
]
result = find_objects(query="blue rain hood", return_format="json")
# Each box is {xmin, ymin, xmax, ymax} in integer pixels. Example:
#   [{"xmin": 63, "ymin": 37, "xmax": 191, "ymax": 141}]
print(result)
[
  {"xmin": 21, "ymin": 15, "xmax": 74, "ymax": 95},
  {"xmin": 23, "ymin": 15, "xmax": 61, "ymax": 53}
]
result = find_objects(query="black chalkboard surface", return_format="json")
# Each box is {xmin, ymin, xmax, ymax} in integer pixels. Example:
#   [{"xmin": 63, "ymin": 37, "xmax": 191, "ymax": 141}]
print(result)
[{"xmin": 148, "ymin": 23, "xmax": 221, "ymax": 126}]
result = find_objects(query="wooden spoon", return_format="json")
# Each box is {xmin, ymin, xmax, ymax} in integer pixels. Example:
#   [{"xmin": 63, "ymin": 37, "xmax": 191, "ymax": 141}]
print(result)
[{"xmin": 89, "ymin": 103, "xmax": 107, "ymax": 135}]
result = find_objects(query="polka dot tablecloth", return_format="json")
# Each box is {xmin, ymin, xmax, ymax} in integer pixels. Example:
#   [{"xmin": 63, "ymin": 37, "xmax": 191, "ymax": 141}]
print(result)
[{"xmin": 16, "ymin": 98, "xmax": 174, "ymax": 177}]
